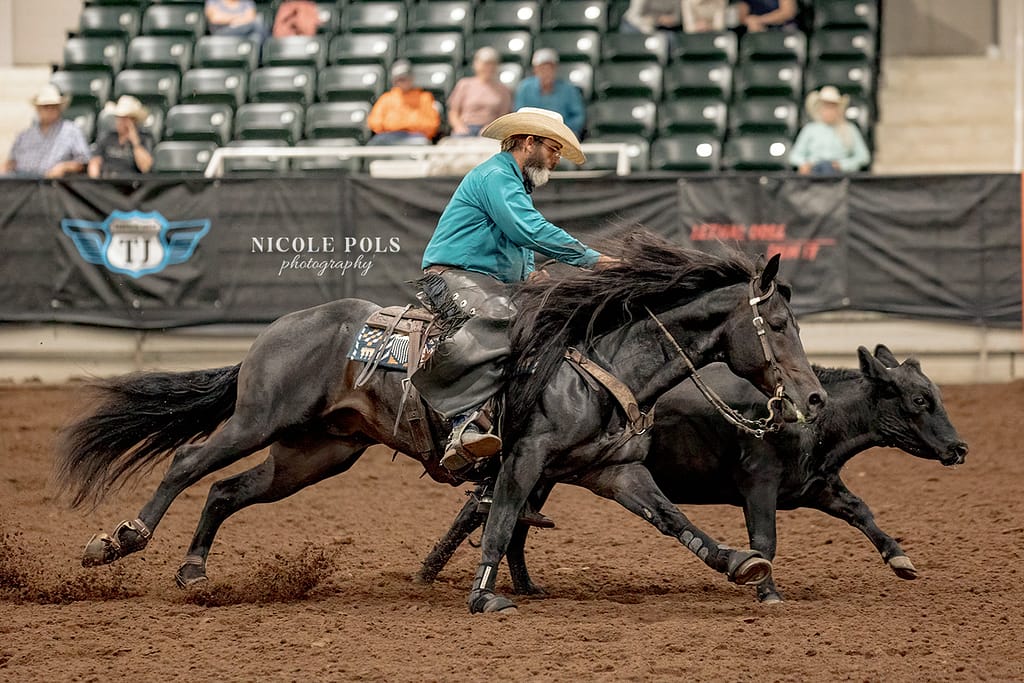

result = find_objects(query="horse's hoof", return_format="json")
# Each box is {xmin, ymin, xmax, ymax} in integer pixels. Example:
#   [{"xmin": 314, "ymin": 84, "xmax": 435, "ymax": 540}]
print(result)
[
  {"xmin": 727, "ymin": 551, "xmax": 773, "ymax": 586},
  {"xmin": 175, "ymin": 556, "xmax": 208, "ymax": 589},
  {"xmin": 888, "ymin": 555, "xmax": 918, "ymax": 580},
  {"xmin": 411, "ymin": 569, "xmax": 437, "ymax": 585},
  {"xmin": 512, "ymin": 582, "xmax": 547, "ymax": 596},
  {"xmin": 82, "ymin": 533, "xmax": 121, "ymax": 567},
  {"xmin": 468, "ymin": 589, "xmax": 518, "ymax": 614},
  {"xmin": 759, "ymin": 593, "xmax": 783, "ymax": 605}
]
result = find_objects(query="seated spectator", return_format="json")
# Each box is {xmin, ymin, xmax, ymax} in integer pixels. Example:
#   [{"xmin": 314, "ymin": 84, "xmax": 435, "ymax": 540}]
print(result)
[
  {"xmin": 367, "ymin": 60, "xmax": 441, "ymax": 146},
  {"xmin": 272, "ymin": 0, "xmax": 321, "ymax": 38},
  {"xmin": 205, "ymin": 0, "xmax": 269, "ymax": 45},
  {"xmin": 733, "ymin": 0, "xmax": 798, "ymax": 32},
  {"xmin": 2, "ymin": 84, "xmax": 89, "ymax": 178},
  {"xmin": 789, "ymin": 85, "xmax": 870, "ymax": 175},
  {"xmin": 87, "ymin": 96, "xmax": 154, "ymax": 178},
  {"xmin": 514, "ymin": 49, "xmax": 585, "ymax": 139},
  {"xmin": 447, "ymin": 47, "xmax": 513, "ymax": 137},
  {"xmin": 621, "ymin": 0, "xmax": 684, "ymax": 49},
  {"xmin": 682, "ymin": 0, "xmax": 727, "ymax": 32}
]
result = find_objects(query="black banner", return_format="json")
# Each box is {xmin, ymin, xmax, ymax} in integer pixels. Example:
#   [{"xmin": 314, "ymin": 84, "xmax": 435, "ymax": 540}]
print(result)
[{"xmin": 0, "ymin": 173, "xmax": 1020, "ymax": 328}]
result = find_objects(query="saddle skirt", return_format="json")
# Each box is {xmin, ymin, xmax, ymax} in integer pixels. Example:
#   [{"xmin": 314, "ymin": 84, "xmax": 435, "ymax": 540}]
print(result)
[{"xmin": 348, "ymin": 306, "xmax": 440, "ymax": 372}]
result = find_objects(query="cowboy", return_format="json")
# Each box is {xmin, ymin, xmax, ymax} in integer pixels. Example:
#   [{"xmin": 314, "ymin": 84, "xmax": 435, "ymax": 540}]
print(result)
[
  {"xmin": 411, "ymin": 107, "xmax": 615, "ymax": 473},
  {"xmin": 789, "ymin": 85, "xmax": 871, "ymax": 175},
  {"xmin": 88, "ymin": 96, "xmax": 155, "ymax": 178},
  {"xmin": 3, "ymin": 84, "xmax": 90, "ymax": 178}
]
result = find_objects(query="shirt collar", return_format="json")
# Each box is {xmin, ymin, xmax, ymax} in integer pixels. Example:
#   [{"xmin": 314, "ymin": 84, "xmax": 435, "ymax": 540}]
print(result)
[{"xmin": 499, "ymin": 151, "xmax": 533, "ymax": 194}]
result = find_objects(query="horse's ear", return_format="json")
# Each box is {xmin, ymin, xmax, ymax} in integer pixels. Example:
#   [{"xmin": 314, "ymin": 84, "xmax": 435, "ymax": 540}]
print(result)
[
  {"xmin": 758, "ymin": 253, "xmax": 781, "ymax": 292},
  {"xmin": 873, "ymin": 344, "xmax": 900, "ymax": 368},
  {"xmin": 859, "ymin": 345, "xmax": 888, "ymax": 380},
  {"xmin": 754, "ymin": 253, "xmax": 767, "ymax": 271}
]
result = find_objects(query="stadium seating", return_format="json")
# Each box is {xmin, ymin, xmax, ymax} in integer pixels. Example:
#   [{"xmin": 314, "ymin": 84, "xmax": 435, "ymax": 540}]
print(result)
[
  {"xmin": 809, "ymin": 28, "xmax": 876, "ymax": 62},
  {"xmin": 740, "ymin": 32, "xmax": 807, "ymax": 64},
  {"xmin": 664, "ymin": 61, "xmax": 732, "ymax": 100},
  {"xmin": 407, "ymin": 63, "xmax": 456, "ymax": 100},
  {"xmin": 249, "ymin": 66, "xmax": 317, "ymax": 105},
  {"xmin": 407, "ymin": 2, "xmax": 474, "ymax": 35},
  {"xmin": 63, "ymin": 37, "xmax": 126, "ymax": 74},
  {"xmin": 586, "ymin": 98, "xmax": 656, "ymax": 138},
  {"xmin": 543, "ymin": 1, "xmax": 608, "ymax": 32},
  {"xmin": 304, "ymin": 101, "xmax": 373, "ymax": 143},
  {"xmin": 734, "ymin": 61, "xmax": 803, "ymax": 99},
  {"xmin": 222, "ymin": 139, "xmax": 291, "ymax": 175},
  {"xmin": 651, "ymin": 135, "xmax": 722, "ymax": 172},
  {"xmin": 401, "ymin": 32, "xmax": 465, "ymax": 67},
  {"xmin": 95, "ymin": 105, "xmax": 164, "ymax": 143},
  {"xmin": 535, "ymin": 30, "xmax": 601, "ymax": 64},
  {"xmin": 600, "ymin": 33, "xmax": 669, "ymax": 65},
  {"xmin": 314, "ymin": 2, "xmax": 341, "ymax": 35},
  {"xmin": 579, "ymin": 134, "xmax": 650, "ymax": 172},
  {"xmin": 263, "ymin": 36, "xmax": 328, "ymax": 70},
  {"xmin": 805, "ymin": 59, "xmax": 874, "ymax": 98},
  {"xmin": 234, "ymin": 102, "xmax": 305, "ymax": 144},
  {"xmin": 473, "ymin": 2, "xmax": 541, "ymax": 34},
  {"xmin": 723, "ymin": 133, "xmax": 792, "ymax": 171},
  {"xmin": 674, "ymin": 31, "xmax": 737, "ymax": 63},
  {"xmin": 152, "ymin": 140, "xmax": 217, "ymax": 174},
  {"xmin": 64, "ymin": 103, "xmax": 97, "ymax": 142},
  {"xmin": 114, "ymin": 68, "xmax": 181, "ymax": 108},
  {"xmin": 51, "ymin": 70, "xmax": 113, "ymax": 109},
  {"xmin": 729, "ymin": 97, "xmax": 800, "ymax": 137},
  {"xmin": 657, "ymin": 98, "xmax": 728, "ymax": 138},
  {"xmin": 562, "ymin": 62, "xmax": 594, "ymax": 100},
  {"xmin": 343, "ymin": 2, "xmax": 406, "ymax": 34},
  {"xmin": 814, "ymin": 0, "xmax": 878, "ymax": 31},
  {"xmin": 78, "ymin": 6, "xmax": 141, "ymax": 40},
  {"xmin": 193, "ymin": 36, "xmax": 259, "ymax": 71},
  {"xmin": 292, "ymin": 138, "xmax": 363, "ymax": 174},
  {"xmin": 180, "ymin": 67, "xmax": 248, "ymax": 107},
  {"xmin": 328, "ymin": 33, "xmax": 397, "ymax": 67},
  {"xmin": 595, "ymin": 62, "xmax": 662, "ymax": 100},
  {"xmin": 466, "ymin": 31, "xmax": 533, "ymax": 66},
  {"xmin": 141, "ymin": 4, "xmax": 206, "ymax": 39},
  {"xmin": 126, "ymin": 36, "xmax": 193, "ymax": 72},
  {"xmin": 163, "ymin": 103, "xmax": 233, "ymax": 145},
  {"xmin": 318, "ymin": 64, "xmax": 387, "ymax": 102}
]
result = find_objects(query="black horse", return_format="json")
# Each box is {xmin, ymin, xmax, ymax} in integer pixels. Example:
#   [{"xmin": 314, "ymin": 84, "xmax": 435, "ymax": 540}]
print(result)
[
  {"xmin": 417, "ymin": 345, "xmax": 968, "ymax": 604},
  {"xmin": 55, "ymin": 230, "xmax": 825, "ymax": 614}
]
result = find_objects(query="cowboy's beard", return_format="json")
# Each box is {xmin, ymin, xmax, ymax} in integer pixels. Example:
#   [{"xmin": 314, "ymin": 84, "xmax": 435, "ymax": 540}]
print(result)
[{"xmin": 524, "ymin": 147, "xmax": 552, "ymax": 188}]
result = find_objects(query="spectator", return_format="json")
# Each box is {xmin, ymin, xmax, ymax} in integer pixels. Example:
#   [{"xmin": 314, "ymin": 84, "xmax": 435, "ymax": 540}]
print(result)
[
  {"xmin": 87, "ymin": 96, "xmax": 154, "ymax": 178},
  {"xmin": 514, "ymin": 49, "xmax": 585, "ymax": 139},
  {"xmin": 682, "ymin": 0, "xmax": 727, "ymax": 32},
  {"xmin": 733, "ymin": 0, "xmax": 798, "ymax": 32},
  {"xmin": 204, "ymin": 0, "xmax": 269, "ymax": 45},
  {"xmin": 789, "ymin": 85, "xmax": 870, "ymax": 175},
  {"xmin": 367, "ymin": 60, "xmax": 441, "ymax": 146},
  {"xmin": 447, "ymin": 47, "xmax": 513, "ymax": 137},
  {"xmin": 620, "ymin": 0, "xmax": 683, "ymax": 49},
  {"xmin": 272, "ymin": 0, "xmax": 321, "ymax": 38},
  {"xmin": 2, "ymin": 84, "xmax": 90, "ymax": 178}
]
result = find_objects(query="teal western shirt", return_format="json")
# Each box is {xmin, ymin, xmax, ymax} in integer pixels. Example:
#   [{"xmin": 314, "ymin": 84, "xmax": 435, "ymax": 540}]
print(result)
[{"xmin": 422, "ymin": 152, "xmax": 601, "ymax": 283}]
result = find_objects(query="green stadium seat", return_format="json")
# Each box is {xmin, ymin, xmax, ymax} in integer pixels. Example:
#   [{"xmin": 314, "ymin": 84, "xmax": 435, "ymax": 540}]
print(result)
[
  {"xmin": 535, "ymin": 30, "xmax": 601, "ymax": 64},
  {"xmin": 473, "ymin": 2, "xmax": 541, "ymax": 33},
  {"xmin": 543, "ymin": 1, "xmax": 608, "ymax": 32},
  {"xmin": 318, "ymin": 64, "xmax": 386, "ymax": 102},
  {"xmin": 79, "ymin": 6, "xmax": 141, "ymax": 40},
  {"xmin": 152, "ymin": 140, "xmax": 217, "ymax": 174},
  {"xmin": 63, "ymin": 37, "xmax": 126, "ymax": 74},
  {"xmin": 608, "ymin": 0, "xmax": 631, "ymax": 30},
  {"xmin": 114, "ymin": 68, "xmax": 181, "ymax": 108},
  {"xmin": 814, "ymin": 0, "xmax": 878, "ymax": 31},
  {"xmin": 234, "ymin": 103, "xmax": 304, "ymax": 144},
  {"xmin": 328, "ymin": 33, "xmax": 396, "ymax": 67},
  {"xmin": 401, "ymin": 33, "xmax": 464, "ymax": 68},
  {"xmin": 193, "ymin": 36, "xmax": 259, "ymax": 71},
  {"xmin": 657, "ymin": 98, "xmax": 727, "ymax": 137},
  {"xmin": 578, "ymin": 134, "xmax": 649, "ymax": 172},
  {"xmin": 729, "ymin": 97, "xmax": 799, "ymax": 137},
  {"xmin": 263, "ymin": 36, "xmax": 328, "ymax": 69},
  {"xmin": 408, "ymin": 2, "xmax": 474, "ymax": 34},
  {"xmin": 674, "ymin": 31, "xmax": 737, "ymax": 63},
  {"xmin": 408, "ymin": 63, "xmax": 456, "ymax": 100},
  {"xmin": 141, "ymin": 4, "xmax": 206, "ymax": 39},
  {"xmin": 314, "ymin": 2, "xmax": 340, "ymax": 35},
  {"xmin": 467, "ymin": 31, "xmax": 533, "ymax": 67},
  {"xmin": 739, "ymin": 31, "xmax": 806, "ymax": 63},
  {"xmin": 180, "ymin": 67, "xmax": 247, "ymax": 107},
  {"xmin": 222, "ymin": 139, "xmax": 291, "ymax": 175},
  {"xmin": 343, "ymin": 2, "xmax": 406, "ymax": 34},
  {"xmin": 495, "ymin": 62, "xmax": 526, "ymax": 91},
  {"xmin": 843, "ymin": 94, "xmax": 874, "ymax": 137},
  {"xmin": 95, "ymin": 105, "xmax": 164, "ymax": 142},
  {"xmin": 734, "ymin": 61, "xmax": 802, "ymax": 99},
  {"xmin": 664, "ymin": 61, "xmax": 732, "ymax": 100},
  {"xmin": 51, "ymin": 70, "xmax": 113, "ymax": 109},
  {"xmin": 810, "ymin": 28, "xmax": 877, "ymax": 62},
  {"xmin": 163, "ymin": 103, "xmax": 233, "ymax": 145},
  {"xmin": 586, "ymin": 98, "xmax": 656, "ymax": 138},
  {"xmin": 805, "ymin": 59, "xmax": 874, "ymax": 98},
  {"xmin": 601, "ymin": 33, "xmax": 669, "ymax": 65},
  {"xmin": 595, "ymin": 62, "xmax": 662, "ymax": 100},
  {"xmin": 248, "ymin": 66, "xmax": 317, "ymax": 105},
  {"xmin": 292, "ymin": 138, "xmax": 363, "ymax": 174},
  {"xmin": 63, "ymin": 104, "xmax": 97, "ymax": 142},
  {"xmin": 126, "ymin": 36, "xmax": 193, "ymax": 72},
  {"xmin": 723, "ymin": 133, "xmax": 791, "ymax": 171},
  {"xmin": 304, "ymin": 102, "xmax": 372, "ymax": 143},
  {"xmin": 651, "ymin": 134, "xmax": 722, "ymax": 172},
  {"xmin": 562, "ymin": 62, "xmax": 594, "ymax": 100}
]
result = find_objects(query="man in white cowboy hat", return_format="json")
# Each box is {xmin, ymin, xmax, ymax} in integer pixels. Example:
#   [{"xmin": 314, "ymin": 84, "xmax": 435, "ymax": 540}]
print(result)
[
  {"xmin": 88, "ymin": 96, "xmax": 155, "ymax": 178},
  {"xmin": 3, "ymin": 84, "xmax": 90, "ymax": 178},
  {"xmin": 411, "ymin": 107, "xmax": 614, "ymax": 474},
  {"xmin": 789, "ymin": 84, "xmax": 870, "ymax": 175}
]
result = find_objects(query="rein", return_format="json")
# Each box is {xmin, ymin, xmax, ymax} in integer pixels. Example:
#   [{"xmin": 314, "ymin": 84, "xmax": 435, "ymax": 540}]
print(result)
[{"xmin": 644, "ymin": 278, "xmax": 786, "ymax": 439}]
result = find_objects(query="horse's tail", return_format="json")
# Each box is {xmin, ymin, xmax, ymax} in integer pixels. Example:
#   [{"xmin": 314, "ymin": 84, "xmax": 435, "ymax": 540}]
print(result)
[{"xmin": 55, "ymin": 364, "xmax": 241, "ymax": 509}]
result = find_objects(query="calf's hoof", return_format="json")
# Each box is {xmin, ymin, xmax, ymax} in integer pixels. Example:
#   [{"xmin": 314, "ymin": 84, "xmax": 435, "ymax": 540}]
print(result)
[{"xmin": 888, "ymin": 555, "xmax": 918, "ymax": 580}]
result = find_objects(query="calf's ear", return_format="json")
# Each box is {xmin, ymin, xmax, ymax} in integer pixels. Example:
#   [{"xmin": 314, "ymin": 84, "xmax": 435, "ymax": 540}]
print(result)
[
  {"xmin": 858, "ymin": 345, "xmax": 888, "ymax": 380},
  {"xmin": 873, "ymin": 344, "xmax": 900, "ymax": 368}
]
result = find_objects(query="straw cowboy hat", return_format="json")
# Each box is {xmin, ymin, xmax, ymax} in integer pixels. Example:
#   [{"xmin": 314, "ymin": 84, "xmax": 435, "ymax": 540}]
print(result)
[
  {"xmin": 805, "ymin": 85, "xmax": 850, "ymax": 122},
  {"xmin": 106, "ymin": 95, "xmax": 150, "ymax": 123},
  {"xmin": 31, "ymin": 84, "xmax": 69, "ymax": 108},
  {"xmin": 481, "ymin": 107, "xmax": 585, "ymax": 164}
]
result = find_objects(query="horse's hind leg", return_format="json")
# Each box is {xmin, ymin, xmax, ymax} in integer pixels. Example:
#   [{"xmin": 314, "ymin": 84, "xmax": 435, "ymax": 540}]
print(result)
[
  {"xmin": 82, "ymin": 413, "xmax": 282, "ymax": 568},
  {"xmin": 414, "ymin": 486, "xmax": 487, "ymax": 585},
  {"xmin": 507, "ymin": 483, "xmax": 553, "ymax": 595},
  {"xmin": 176, "ymin": 435, "xmax": 368, "ymax": 588}
]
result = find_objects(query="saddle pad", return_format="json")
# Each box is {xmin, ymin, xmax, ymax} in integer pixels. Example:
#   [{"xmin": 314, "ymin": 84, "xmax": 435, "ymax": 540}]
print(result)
[{"xmin": 348, "ymin": 324, "xmax": 436, "ymax": 372}]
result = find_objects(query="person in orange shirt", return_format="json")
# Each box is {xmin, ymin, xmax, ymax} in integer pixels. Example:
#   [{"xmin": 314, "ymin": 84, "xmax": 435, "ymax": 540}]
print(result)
[{"xmin": 367, "ymin": 60, "xmax": 441, "ymax": 145}]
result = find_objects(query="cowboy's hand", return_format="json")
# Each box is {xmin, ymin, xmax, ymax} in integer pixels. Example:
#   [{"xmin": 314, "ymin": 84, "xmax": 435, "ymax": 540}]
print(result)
[
  {"xmin": 44, "ymin": 163, "xmax": 67, "ymax": 179},
  {"xmin": 593, "ymin": 255, "xmax": 620, "ymax": 271},
  {"xmin": 126, "ymin": 120, "xmax": 141, "ymax": 146},
  {"xmin": 527, "ymin": 269, "xmax": 550, "ymax": 282}
]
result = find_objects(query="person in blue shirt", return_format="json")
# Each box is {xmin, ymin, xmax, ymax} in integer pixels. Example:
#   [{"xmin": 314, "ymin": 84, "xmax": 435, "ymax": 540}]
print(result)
[
  {"xmin": 789, "ymin": 85, "xmax": 870, "ymax": 175},
  {"xmin": 514, "ymin": 50, "xmax": 586, "ymax": 139},
  {"xmin": 412, "ymin": 107, "xmax": 613, "ymax": 473}
]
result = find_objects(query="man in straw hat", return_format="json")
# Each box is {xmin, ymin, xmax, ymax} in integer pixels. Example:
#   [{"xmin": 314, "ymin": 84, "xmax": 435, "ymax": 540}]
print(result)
[
  {"xmin": 88, "ymin": 96, "xmax": 155, "ymax": 178},
  {"xmin": 3, "ymin": 84, "xmax": 90, "ymax": 178},
  {"xmin": 412, "ymin": 107, "xmax": 615, "ymax": 474},
  {"xmin": 789, "ymin": 85, "xmax": 870, "ymax": 175}
]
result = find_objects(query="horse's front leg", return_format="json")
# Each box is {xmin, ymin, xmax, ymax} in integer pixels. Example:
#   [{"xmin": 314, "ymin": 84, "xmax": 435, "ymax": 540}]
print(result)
[
  {"xmin": 814, "ymin": 478, "xmax": 917, "ymax": 579},
  {"xmin": 740, "ymin": 486, "xmax": 783, "ymax": 603},
  {"xmin": 507, "ymin": 482, "xmax": 554, "ymax": 595},
  {"xmin": 581, "ymin": 462, "xmax": 772, "ymax": 585},
  {"xmin": 414, "ymin": 486, "xmax": 487, "ymax": 584}
]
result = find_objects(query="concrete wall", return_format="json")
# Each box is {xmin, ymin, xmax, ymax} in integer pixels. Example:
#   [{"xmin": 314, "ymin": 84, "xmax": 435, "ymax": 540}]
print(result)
[
  {"xmin": 882, "ymin": 0, "xmax": 1001, "ymax": 57},
  {"xmin": 0, "ymin": 0, "xmax": 81, "ymax": 67}
]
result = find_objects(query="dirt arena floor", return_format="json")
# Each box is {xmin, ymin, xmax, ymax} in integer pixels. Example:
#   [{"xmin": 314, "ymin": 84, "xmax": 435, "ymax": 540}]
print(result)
[{"xmin": 1, "ymin": 379, "xmax": 1023, "ymax": 682}]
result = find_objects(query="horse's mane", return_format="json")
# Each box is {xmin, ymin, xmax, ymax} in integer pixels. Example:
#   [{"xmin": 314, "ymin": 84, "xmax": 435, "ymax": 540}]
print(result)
[
  {"xmin": 812, "ymin": 364, "xmax": 863, "ymax": 385},
  {"xmin": 505, "ymin": 228, "xmax": 756, "ymax": 434}
]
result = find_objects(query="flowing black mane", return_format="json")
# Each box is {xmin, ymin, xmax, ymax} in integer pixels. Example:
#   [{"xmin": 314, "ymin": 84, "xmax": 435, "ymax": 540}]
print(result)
[{"xmin": 505, "ymin": 229, "xmax": 757, "ymax": 432}]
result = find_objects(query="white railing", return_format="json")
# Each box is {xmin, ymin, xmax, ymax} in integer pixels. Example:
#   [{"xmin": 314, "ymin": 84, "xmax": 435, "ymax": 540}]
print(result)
[{"xmin": 203, "ymin": 141, "xmax": 635, "ymax": 178}]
